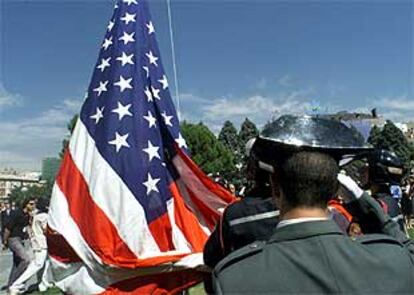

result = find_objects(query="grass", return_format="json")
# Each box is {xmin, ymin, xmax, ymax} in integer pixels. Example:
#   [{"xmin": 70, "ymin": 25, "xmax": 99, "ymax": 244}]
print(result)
[
  {"xmin": 32, "ymin": 287, "xmax": 61, "ymax": 294},
  {"xmin": 408, "ymin": 227, "xmax": 414, "ymax": 239},
  {"xmin": 189, "ymin": 283, "xmax": 205, "ymax": 295}
]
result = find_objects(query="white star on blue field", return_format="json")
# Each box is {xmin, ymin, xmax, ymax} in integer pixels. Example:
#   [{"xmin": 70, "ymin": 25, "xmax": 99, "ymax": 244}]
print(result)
[{"xmin": 0, "ymin": 0, "xmax": 412, "ymax": 170}]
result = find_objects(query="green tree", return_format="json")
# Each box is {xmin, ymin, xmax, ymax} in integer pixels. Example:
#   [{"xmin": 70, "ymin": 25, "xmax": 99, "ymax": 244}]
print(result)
[
  {"xmin": 42, "ymin": 157, "xmax": 61, "ymax": 183},
  {"xmin": 181, "ymin": 121, "xmax": 235, "ymax": 178},
  {"xmin": 8, "ymin": 181, "xmax": 54, "ymax": 206},
  {"xmin": 218, "ymin": 121, "xmax": 242, "ymax": 184},
  {"xmin": 368, "ymin": 121, "xmax": 413, "ymax": 172},
  {"xmin": 239, "ymin": 118, "xmax": 259, "ymax": 148},
  {"xmin": 236, "ymin": 118, "xmax": 260, "ymax": 188},
  {"xmin": 218, "ymin": 121, "xmax": 240, "ymax": 151},
  {"xmin": 60, "ymin": 114, "xmax": 79, "ymax": 159},
  {"xmin": 367, "ymin": 125, "xmax": 382, "ymax": 147}
]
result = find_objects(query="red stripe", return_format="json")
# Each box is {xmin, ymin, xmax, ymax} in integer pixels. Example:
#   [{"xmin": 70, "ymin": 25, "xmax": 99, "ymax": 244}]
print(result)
[
  {"xmin": 46, "ymin": 227, "xmax": 82, "ymax": 263},
  {"xmin": 175, "ymin": 147, "xmax": 235, "ymax": 204},
  {"xmin": 185, "ymin": 186, "xmax": 219, "ymax": 230},
  {"xmin": 148, "ymin": 213, "xmax": 175, "ymax": 251},
  {"xmin": 169, "ymin": 182, "xmax": 208, "ymax": 252},
  {"xmin": 56, "ymin": 151, "xmax": 188, "ymax": 268},
  {"xmin": 100, "ymin": 270, "xmax": 206, "ymax": 295},
  {"xmin": 56, "ymin": 152, "xmax": 139, "ymax": 267}
]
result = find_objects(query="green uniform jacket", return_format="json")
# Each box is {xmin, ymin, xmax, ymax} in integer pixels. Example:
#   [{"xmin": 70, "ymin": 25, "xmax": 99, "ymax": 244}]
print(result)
[{"xmin": 213, "ymin": 195, "xmax": 414, "ymax": 294}]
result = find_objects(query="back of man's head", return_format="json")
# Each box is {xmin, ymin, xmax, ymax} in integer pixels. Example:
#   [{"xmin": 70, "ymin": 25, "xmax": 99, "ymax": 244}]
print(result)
[{"xmin": 279, "ymin": 151, "xmax": 339, "ymax": 210}]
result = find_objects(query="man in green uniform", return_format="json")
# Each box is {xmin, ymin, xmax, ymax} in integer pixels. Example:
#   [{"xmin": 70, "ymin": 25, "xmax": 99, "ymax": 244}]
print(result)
[{"xmin": 213, "ymin": 115, "xmax": 414, "ymax": 294}]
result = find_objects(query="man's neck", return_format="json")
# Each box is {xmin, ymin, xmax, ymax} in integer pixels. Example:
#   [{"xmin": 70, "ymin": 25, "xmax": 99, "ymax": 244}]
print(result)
[{"xmin": 281, "ymin": 207, "xmax": 328, "ymax": 221}]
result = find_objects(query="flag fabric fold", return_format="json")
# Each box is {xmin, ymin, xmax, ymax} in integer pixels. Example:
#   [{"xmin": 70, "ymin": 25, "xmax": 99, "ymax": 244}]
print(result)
[{"xmin": 46, "ymin": 0, "xmax": 235, "ymax": 293}]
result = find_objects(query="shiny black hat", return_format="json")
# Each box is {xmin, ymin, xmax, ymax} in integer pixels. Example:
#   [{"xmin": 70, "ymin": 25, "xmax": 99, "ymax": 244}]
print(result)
[
  {"xmin": 368, "ymin": 149, "xmax": 404, "ymax": 185},
  {"xmin": 252, "ymin": 115, "xmax": 373, "ymax": 172}
]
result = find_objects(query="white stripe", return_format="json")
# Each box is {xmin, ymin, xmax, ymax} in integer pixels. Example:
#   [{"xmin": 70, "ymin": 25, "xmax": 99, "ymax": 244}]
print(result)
[
  {"xmin": 166, "ymin": 198, "xmax": 192, "ymax": 252},
  {"xmin": 48, "ymin": 187, "xmax": 205, "ymax": 292},
  {"xmin": 68, "ymin": 120, "xmax": 160, "ymax": 257},
  {"xmin": 172, "ymin": 155, "xmax": 229, "ymax": 218},
  {"xmin": 48, "ymin": 184, "xmax": 104, "ymax": 269},
  {"xmin": 175, "ymin": 178, "xmax": 211, "ymax": 236},
  {"xmin": 229, "ymin": 210, "xmax": 280, "ymax": 226},
  {"xmin": 46, "ymin": 253, "xmax": 206, "ymax": 295},
  {"xmin": 45, "ymin": 257, "xmax": 105, "ymax": 295}
]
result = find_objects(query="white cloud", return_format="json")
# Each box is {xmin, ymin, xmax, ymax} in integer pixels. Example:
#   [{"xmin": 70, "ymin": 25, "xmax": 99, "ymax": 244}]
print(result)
[
  {"xmin": 0, "ymin": 151, "xmax": 39, "ymax": 171},
  {"xmin": 380, "ymin": 110, "xmax": 413, "ymax": 123},
  {"xmin": 177, "ymin": 88, "xmax": 319, "ymax": 133},
  {"xmin": 376, "ymin": 96, "xmax": 414, "ymax": 111},
  {"xmin": 0, "ymin": 98, "xmax": 82, "ymax": 170},
  {"xmin": 177, "ymin": 93, "xmax": 210, "ymax": 104},
  {"xmin": 63, "ymin": 98, "xmax": 83, "ymax": 112},
  {"xmin": 0, "ymin": 84, "xmax": 22, "ymax": 111},
  {"xmin": 202, "ymin": 95, "xmax": 310, "ymax": 121},
  {"xmin": 363, "ymin": 95, "xmax": 414, "ymax": 123}
]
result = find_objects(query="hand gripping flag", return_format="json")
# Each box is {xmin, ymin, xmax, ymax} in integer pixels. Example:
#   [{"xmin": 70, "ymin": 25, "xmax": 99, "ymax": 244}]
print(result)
[{"xmin": 45, "ymin": 0, "xmax": 235, "ymax": 293}]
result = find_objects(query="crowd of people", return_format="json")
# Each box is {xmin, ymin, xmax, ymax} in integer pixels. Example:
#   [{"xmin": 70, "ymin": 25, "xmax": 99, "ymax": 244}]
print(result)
[{"xmin": 0, "ymin": 198, "xmax": 50, "ymax": 294}]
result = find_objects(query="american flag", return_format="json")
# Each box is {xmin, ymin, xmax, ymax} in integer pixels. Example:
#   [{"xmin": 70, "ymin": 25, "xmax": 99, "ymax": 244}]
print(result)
[{"xmin": 46, "ymin": 0, "xmax": 235, "ymax": 293}]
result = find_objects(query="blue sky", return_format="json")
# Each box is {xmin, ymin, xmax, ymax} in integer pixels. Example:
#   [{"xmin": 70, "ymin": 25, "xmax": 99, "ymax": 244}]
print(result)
[{"xmin": 0, "ymin": 0, "xmax": 412, "ymax": 170}]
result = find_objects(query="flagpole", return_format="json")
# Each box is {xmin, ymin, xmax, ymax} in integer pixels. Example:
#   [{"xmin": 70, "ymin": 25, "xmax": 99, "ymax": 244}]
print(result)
[{"xmin": 166, "ymin": 0, "xmax": 181, "ymax": 120}]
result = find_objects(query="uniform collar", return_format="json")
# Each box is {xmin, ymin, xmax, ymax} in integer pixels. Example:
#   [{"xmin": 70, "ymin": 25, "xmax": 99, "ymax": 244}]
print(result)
[
  {"xmin": 277, "ymin": 217, "xmax": 329, "ymax": 229},
  {"xmin": 268, "ymin": 219, "xmax": 343, "ymax": 243}
]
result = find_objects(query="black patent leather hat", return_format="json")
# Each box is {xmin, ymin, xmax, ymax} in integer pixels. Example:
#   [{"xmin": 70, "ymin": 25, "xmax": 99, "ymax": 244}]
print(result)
[{"xmin": 252, "ymin": 115, "xmax": 373, "ymax": 171}]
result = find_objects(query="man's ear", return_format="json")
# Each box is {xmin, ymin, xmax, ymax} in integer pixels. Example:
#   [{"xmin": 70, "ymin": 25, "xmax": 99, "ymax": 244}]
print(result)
[{"xmin": 269, "ymin": 171, "xmax": 283, "ymax": 208}]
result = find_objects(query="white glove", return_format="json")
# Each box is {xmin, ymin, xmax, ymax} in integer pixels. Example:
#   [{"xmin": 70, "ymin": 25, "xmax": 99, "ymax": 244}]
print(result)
[{"xmin": 337, "ymin": 173, "xmax": 364, "ymax": 200}]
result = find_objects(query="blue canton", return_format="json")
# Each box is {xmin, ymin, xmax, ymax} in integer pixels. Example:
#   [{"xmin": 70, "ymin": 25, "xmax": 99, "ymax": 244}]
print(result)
[{"xmin": 79, "ymin": 0, "xmax": 187, "ymax": 223}]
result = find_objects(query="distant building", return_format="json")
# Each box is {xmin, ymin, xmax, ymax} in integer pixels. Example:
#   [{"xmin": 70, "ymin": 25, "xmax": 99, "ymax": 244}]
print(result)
[
  {"xmin": 395, "ymin": 122, "xmax": 409, "ymax": 133},
  {"xmin": 42, "ymin": 157, "xmax": 61, "ymax": 182},
  {"xmin": 0, "ymin": 170, "xmax": 42, "ymax": 200},
  {"xmin": 404, "ymin": 122, "xmax": 414, "ymax": 142}
]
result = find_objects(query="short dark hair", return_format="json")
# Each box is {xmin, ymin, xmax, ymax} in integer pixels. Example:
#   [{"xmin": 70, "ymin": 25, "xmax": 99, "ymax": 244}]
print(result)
[
  {"xmin": 36, "ymin": 198, "xmax": 49, "ymax": 213},
  {"xmin": 21, "ymin": 197, "xmax": 35, "ymax": 209},
  {"xmin": 279, "ymin": 151, "xmax": 339, "ymax": 209}
]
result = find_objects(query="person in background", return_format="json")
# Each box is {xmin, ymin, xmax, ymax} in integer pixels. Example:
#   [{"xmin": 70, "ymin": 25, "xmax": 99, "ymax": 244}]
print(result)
[
  {"xmin": 409, "ymin": 175, "xmax": 414, "ymax": 229},
  {"xmin": 329, "ymin": 189, "xmax": 364, "ymax": 237},
  {"xmin": 204, "ymin": 138, "xmax": 279, "ymax": 268},
  {"xmin": 203, "ymin": 139, "xmax": 279, "ymax": 294},
  {"xmin": 3, "ymin": 198, "xmax": 35, "ymax": 289},
  {"xmin": 9, "ymin": 198, "xmax": 50, "ymax": 294},
  {"xmin": 402, "ymin": 178, "xmax": 413, "ymax": 229},
  {"xmin": 367, "ymin": 149, "xmax": 406, "ymax": 232},
  {"xmin": 227, "ymin": 184, "xmax": 236, "ymax": 197},
  {"xmin": 203, "ymin": 138, "xmax": 279, "ymax": 293},
  {"xmin": 1, "ymin": 201, "xmax": 13, "ymax": 250},
  {"xmin": 0, "ymin": 202, "xmax": 4, "ymax": 244}
]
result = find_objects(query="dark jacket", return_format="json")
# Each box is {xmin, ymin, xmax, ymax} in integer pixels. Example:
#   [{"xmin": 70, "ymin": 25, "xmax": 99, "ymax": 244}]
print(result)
[
  {"xmin": 1, "ymin": 209, "xmax": 13, "ymax": 232},
  {"xmin": 5, "ymin": 208, "xmax": 30, "ymax": 239},
  {"xmin": 204, "ymin": 186, "xmax": 279, "ymax": 268},
  {"xmin": 213, "ymin": 194, "xmax": 414, "ymax": 294},
  {"xmin": 376, "ymin": 192, "xmax": 405, "ymax": 231}
]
